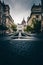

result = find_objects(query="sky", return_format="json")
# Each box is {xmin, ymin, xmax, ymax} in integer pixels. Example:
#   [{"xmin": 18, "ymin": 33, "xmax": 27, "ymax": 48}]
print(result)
[{"xmin": 2, "ymin": 0, "xmax": 41, "ymax": 24}]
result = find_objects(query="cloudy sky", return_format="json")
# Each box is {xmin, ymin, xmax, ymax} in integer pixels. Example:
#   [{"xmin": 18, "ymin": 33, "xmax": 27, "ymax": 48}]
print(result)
[{"xmin": 2, "ymin": 0, "xmax": 41, "ymax": 24}]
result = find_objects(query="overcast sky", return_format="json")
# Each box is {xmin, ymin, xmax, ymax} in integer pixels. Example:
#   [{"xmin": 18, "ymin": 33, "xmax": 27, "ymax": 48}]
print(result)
[{"xmin": 2, "ymin": 0, "xmax": 41, "ymax": 24}]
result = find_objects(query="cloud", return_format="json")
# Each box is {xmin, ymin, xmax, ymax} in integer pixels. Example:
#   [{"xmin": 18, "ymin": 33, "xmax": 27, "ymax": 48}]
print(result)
[{"xmin": 3, "ymin": 0, "xmax": 41, "ymax": 24}]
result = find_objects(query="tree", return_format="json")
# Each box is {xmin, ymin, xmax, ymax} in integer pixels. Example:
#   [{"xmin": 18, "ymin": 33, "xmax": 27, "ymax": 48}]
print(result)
[
  {"xmin": 11, "ymin": 24, "xmax": 17, "ymax": 31},
  {"xmin": 32, "ymin": 18, "xmax": 41, "ymax": 33},
  {"xmin": 25, "ymin": 25, "xmax": 33, "ymax": 32},
  {"xmin": 0, "ymin": 25, "xmax": 8, "ymax": 35},
  {"xmin": 0, "ymin": 25, "xmax": 8, "ymax": 31}
]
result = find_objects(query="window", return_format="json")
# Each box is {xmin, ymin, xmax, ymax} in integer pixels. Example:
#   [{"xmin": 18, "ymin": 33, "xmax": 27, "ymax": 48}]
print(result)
[{"xmin": 36, "ymin": 15, "xmax": 39, "ymax": 18}]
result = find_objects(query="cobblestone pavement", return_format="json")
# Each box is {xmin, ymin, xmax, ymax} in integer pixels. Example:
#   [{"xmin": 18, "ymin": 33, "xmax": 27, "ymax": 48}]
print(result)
[{"xmin": 0, "ymin": 36, "xmax": 43, "ymax": 65}]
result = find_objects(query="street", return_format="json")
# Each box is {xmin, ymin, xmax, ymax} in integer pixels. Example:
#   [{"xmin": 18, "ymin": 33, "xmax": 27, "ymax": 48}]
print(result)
[
  {"xmin": 0, "ymin": 33, "xmax": 43, "ymax": 65},
  {"xmin": 0, "ymin": 0, "xmax": 43, "ymax": 65}
]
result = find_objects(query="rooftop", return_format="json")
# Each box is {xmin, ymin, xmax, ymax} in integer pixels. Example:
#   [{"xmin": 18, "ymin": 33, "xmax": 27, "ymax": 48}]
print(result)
[{"xmin": 31, "ymin": 3, "xmax": 41, "ymax": 11}]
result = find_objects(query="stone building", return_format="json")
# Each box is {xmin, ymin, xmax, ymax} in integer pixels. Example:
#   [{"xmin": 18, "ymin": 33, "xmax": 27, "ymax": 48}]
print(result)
[
  {"xmin": 41, "ymin": 0, "xmax": 43, "ymax": 31},
  {"xmin": 17, "ymin": 19, "xmax": 26, "ymax": 32},
  {"xmin": 17, "ymin": 24, "xmax": 22, "ymax": 32},
  {"xmin": 0, "ymin": 0, "xmax": 14, "ymax": 33},
  {"xmin": 27, "ymin": 0, "xmax": 43, "ymax": 32},
  {"xmin": 21, "ymin": 18, "xmax": 26, "ymax": 32},
  {"xmin": 27, "ymin": 3, "xmax": 41, "ymax": 28}
]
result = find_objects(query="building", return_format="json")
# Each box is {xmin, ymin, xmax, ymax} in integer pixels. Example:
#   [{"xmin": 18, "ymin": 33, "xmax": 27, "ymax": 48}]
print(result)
[
  {"xmin": 17, "ymin": 24, "xmax": 23, "ymax": 32},
  {"xmin": 27, "ymin": 3, "xmax": 42, "ymax": 29},
  {"xmin": 21, "ymin": 18, "xmax": 26, "ymax": 32},
  {"xmin": 41, "ymin": 0, "xmax": 43, "ymax": 31},
  {"xmin": 17, "ymin": 19, "xmax": 26, "ymax": 32},
  {"xmin": 22, "ymin": 18, "xmax": 26, "ymax": 25},
  {"xmin": 27, "ymin": 0, "xmax": 43, "ymax": 32},
  {"xmin": 0, "ymin": 0, "xmax": 14, "ymax": 33}
]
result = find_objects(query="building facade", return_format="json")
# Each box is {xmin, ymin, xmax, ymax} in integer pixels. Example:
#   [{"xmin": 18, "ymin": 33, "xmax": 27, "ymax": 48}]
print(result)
[
  {"xmin": 17, "ymin": 19, "xmax": 26, "ymax": 32},
  {"xmin": 41, "ymin": 0, "xmax": 43, "ymax": 31},
  {"xmin": 0, "ymin": 0, "xmax": 14, "ymax": 33},
  {"xmin": 17, "ymin": 24, "xmax": 23, "ymax": 32},
  {"xmin": 21, "ymin": 18, "xmax": 26, "ymax": 32},
  {"xmin": 27, "ymin": 3, "xmax": 42, "ymax": 30}
]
